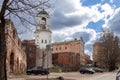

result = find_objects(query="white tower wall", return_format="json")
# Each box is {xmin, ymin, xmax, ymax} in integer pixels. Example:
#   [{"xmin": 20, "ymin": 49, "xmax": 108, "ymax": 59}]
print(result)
[
  {"xmin": 35, "ymin": 10, "xmax": 52, "ymax": 68},
  {"xmin": 35, "ymin": 31, "xmax": 51, "ymax": 49}
]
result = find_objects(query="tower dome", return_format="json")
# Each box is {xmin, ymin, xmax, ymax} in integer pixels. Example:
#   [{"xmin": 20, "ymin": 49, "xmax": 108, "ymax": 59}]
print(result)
[{"xmin": 38, "ymin": 9, "xmax": 48, "ymax": 15}]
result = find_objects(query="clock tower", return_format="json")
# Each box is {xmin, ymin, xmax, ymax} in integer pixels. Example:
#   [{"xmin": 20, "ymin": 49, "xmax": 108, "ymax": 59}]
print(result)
[{"xmin": 35, "ymin": 9, "xmax": 52, "ymax": 68}]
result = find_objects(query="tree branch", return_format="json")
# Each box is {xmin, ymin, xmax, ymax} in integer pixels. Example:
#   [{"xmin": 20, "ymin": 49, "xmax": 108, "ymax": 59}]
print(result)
[{"xmin": 0, "ymin": 0, "xmax": 9, "ymax": 18}]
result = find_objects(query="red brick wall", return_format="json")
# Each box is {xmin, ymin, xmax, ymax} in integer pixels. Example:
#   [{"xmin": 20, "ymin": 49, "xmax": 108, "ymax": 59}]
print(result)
[
  {"xmin": 22, "ymin": 40, "xmax": 36, "ymax": 69},
  {"xmin": 5, "ymin": 19, "xmax": 26, "ymax": 74},
  {"xmin": 52, "ymin": 52, "xmax": 80, "ymax": 71},
  {"xmin": 51, "ymin": 39, "xmax": 86, "ymax": 68},
  {"xmin": 84, "ymin": 53, "xmax": 90, "ymax": 64},
  {"xmin": 52, "ymin": 40, "xmax": 84, "ymax": 54}
]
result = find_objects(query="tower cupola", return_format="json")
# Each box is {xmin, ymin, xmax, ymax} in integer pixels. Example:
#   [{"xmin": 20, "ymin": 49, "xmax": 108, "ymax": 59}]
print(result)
[
  {"xmin": 38, "ymin": 9, "xmax": 49, "ymax": 15},
  {"xmin": 36, "ymin": 9, "xmax": 50, "ymax": 31}
]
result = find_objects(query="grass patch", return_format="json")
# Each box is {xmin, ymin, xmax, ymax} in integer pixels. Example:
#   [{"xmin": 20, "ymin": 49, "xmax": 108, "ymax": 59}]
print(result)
[
  {"xmin": 26, "ymin": 78, "xmax": 73, "ymax": 80},
  {"xmin": 15, "ymin": 72, "xmax": 27, "ymax": 76},
  {"xmin": 26, "ymin": 78, "xmax": 56, "ymax": 80},
  {"xmin": 49, "ymin": 66, "xmax": 61, "ymax": 73}
]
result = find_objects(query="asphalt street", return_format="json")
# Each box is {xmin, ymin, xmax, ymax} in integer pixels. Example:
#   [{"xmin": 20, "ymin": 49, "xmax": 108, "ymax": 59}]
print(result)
[{"xmin": 8, "ymin": 71, "xmax": 116, "ymax": 80}]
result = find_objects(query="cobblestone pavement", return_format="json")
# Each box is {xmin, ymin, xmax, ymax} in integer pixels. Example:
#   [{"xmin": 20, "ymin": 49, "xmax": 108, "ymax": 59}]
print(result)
[{"xmin": 8, "ymin": 71, "xmax": 116, "ymax": 80}]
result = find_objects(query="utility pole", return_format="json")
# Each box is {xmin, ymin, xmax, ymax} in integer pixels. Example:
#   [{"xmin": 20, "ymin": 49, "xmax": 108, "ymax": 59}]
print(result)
[{"xmin": 46, "ymin": 44, "xmax": 51, "ymax": 80}]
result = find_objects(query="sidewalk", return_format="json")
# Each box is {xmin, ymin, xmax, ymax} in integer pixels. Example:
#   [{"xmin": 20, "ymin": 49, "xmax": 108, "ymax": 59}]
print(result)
[{"xmin": 8, "ymin": 74, "xmax": 27, "ymax": 80}]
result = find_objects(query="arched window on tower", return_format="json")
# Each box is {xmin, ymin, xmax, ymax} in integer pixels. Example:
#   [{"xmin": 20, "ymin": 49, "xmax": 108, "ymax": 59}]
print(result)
[
  {"xmin": 41, "ymin": 17, "xmax": 46, "ymax": 29},
  {"xmin": 41, "ymin": 17, "xmax": 46, "ymax": 24}
]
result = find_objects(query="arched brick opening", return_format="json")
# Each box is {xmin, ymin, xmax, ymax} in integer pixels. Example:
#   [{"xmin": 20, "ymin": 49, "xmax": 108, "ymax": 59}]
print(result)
[
  {"xmin": 17, "ymin": 58, "xmax": 19, "ymax": 72},
  {"xmin": 10, "ymin": 53, "xmax": 14, "ymax": 73}
]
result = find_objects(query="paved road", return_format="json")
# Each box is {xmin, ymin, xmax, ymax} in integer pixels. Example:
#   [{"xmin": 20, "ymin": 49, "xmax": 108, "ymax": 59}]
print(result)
[
  {"xmin": 48, "ymin": 72, "xmax": 116, "ymax": 80},
  {"xmin": 8, "ymin": 71, "xmax": 116, "ymax": 80},
  {"xmin": 81, "ymin": 72, "xmax": 116, "ymax": 80}
]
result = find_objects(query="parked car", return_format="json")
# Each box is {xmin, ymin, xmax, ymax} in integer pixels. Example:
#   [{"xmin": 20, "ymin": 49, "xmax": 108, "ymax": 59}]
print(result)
[
  {"xmin": 79, "ymin": 68, "xmax": 95, "ymax": 74},
  {"xmin": 26, "ymin": 66, "xmax": 49, "ymax": 75},
  {"xmin": 93, "ymin": 67, "xmax": 104, "ymax": 73},
  {"xmin": 116, "ymin": 70, "xmax": 120, "ymax": 80}
]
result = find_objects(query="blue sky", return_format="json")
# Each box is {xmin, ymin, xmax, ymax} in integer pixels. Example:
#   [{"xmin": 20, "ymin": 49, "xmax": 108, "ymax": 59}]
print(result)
[{"xmin": 1, "ymin": 0, "xmax": 120, "ymax": 58}]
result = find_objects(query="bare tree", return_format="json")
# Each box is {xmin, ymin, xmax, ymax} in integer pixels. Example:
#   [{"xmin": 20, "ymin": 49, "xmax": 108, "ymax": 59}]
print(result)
[
  {"xmin": 0, "ymin": 0, "xmax": 52, "ymax": 79},
  {"xmin": 98, "ymin": 31, "xmax": 120, "ymax": 71}
]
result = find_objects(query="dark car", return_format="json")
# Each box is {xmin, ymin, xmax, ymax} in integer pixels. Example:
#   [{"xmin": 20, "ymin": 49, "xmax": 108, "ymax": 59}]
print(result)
[
  {"xmin": 116, "ymin": 70, "xmax": 120, "ymax": 80},
  {"xmin": 93, "ymin": 67, "xmax": 104, "ymax": 72},
  {"xmin": 79, "ymin": 68, "xmax": 95, "ymax": 74},
  {"xmin": 26, "ymin": 66, "xmax": 49, "ymax": 75}
]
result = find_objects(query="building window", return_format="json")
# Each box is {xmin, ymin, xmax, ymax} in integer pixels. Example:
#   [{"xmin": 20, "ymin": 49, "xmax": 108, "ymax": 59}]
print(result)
[
  {"xmin": 72, "ymin": 56, "xmax": 74, "ymax": 64},
  {"xmin": 41, "ymin": 17, "xmax": 46, "ymax": 29},
  {"xmin": 65, "ymin": 47, "xmax": 67, "ymax": 50},
  {"xmin": 41, "ymin": 40, "xmax": 43, "ymax": 43},
  {"xmin": 41, "ymin": 17, "xmax": 46, "ymax": 24},
  {"xmin": 59, "ymin": 47, "xmax": 61, "ymax": 50},
  {"xmin": 51, "ymin": 48, "xmax": 53, "ymax": 51},
  {"xmin": 29, "ymin": 54, "xmax": 31, "ymax": 57},
  {"xmin": 56, "ymin": 48, "xmax": 58, "ymax": 51},
  {"xmin": 45, "ymin": 40, "xmax": 47, "ymax": 43}
]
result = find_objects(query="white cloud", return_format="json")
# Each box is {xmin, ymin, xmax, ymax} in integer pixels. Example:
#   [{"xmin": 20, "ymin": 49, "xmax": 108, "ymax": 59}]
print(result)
[
  {"xmin": 51, "ymin": 0, "xmax": 106, "ymax": 30},
  {"xmin": 52, "ymin": 0, "xmax": 115, "ymax": 30},
  {"xmin": 102, "ymin": 8, "xmax": 120, "ymax": 36},
  {"xmin": 101, "ymin": 3, "xmax": 114, "ymax": 20},
  {"xmin": 52, "ymin": 26, "xmax": 97, "ymax": 42}
]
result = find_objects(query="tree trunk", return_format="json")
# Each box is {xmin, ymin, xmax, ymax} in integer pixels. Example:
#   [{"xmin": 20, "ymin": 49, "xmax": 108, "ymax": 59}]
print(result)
[
  {"xmin": 109, "ymin": 63, "xmax": 116, "ymax": 71},
  {"xmin": 0, "ymin": 18, "xmax": 7, "ymax": 80},
  {"xmin": 0, "ymin": 0, "xmax": 9, "ymax": 79}
]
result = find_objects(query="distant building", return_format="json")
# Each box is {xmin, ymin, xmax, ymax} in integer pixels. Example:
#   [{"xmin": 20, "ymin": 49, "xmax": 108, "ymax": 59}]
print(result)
[
  {"xmin": 93, "ymin": 42, "xmax": 105, "ymax": 67},
  {"xmin": 22, "ymin": 40, "xmax": 36, "ymax": 69},
  {"xmin": 93, "ymin": 41, "xmax": 120, "ymax": 68},
  {"xmin": 51, "ymin": 38, "xmax": 87, "ymax": 71},
  {"xmin": 5, "ymin": 19, "xmax": 26, "ymax": 74},
  {"xmin": 84, "ymin": 53, "xmax": 91, "ymax": 65},
  {"xmin": 34, "ymin": 9, "xmax": 52, "ymax": 68}
]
